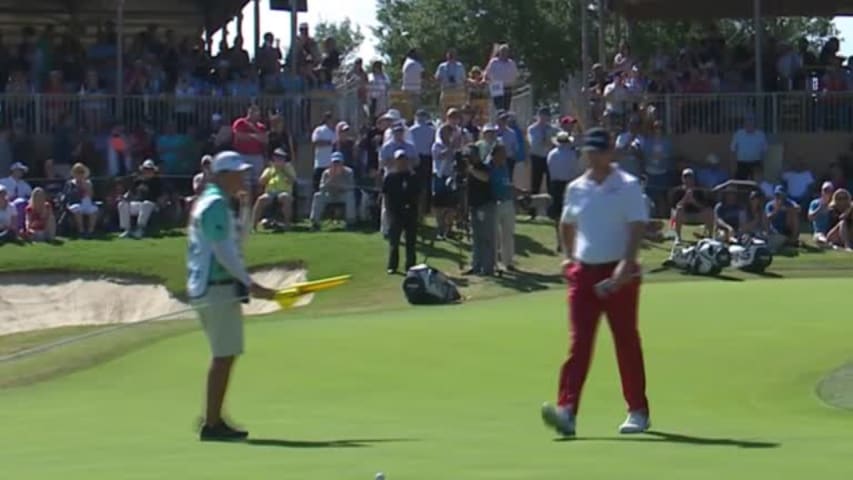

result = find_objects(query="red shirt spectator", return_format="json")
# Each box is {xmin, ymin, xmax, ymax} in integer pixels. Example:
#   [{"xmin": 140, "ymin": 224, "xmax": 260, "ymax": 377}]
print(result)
[
  {"xmin": 231, "ymin": 105, "xmax": 267, "ymax": 156},
  {"xmin": 25, "ymin": 201, "xmax": 51, "ymax": 232}
]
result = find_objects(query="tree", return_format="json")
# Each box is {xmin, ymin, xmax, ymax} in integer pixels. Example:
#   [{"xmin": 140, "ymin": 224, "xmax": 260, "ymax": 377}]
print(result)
[
  {"xmin": 374, "ymin": 0, "xmax": 838, "ymax": 97},
  {"xmin": 314, "ymin": 18, "xmax": 366, "ymax": 66}
]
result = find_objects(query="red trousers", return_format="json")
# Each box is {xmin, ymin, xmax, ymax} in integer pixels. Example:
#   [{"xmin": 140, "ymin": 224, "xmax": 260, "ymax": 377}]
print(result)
[{"xmin": 557, "ymin": 262, "xmax": 649, "ymax": 414}]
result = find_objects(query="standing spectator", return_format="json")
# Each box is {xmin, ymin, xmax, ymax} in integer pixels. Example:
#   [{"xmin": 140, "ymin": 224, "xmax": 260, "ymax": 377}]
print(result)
[
  {"xmin": 65, "ymin": 162, "xmax": 99, "ymax": 238},
  {"xmin": 765, "ymin": 186, "xmax": 801, "ymax": 246},
  {"xmin": 268, "ymin": 114, "xmax": 296, "ymax": 164},
  {"xmin": 231, "ymin": 104, "xmax": 268, "ymax": 195},
  {"xmin": 310, "ymin": 153, "xmax": 356, "ymax": 229},
  {"xmin": 383, "ymin": 150, "xmax": 421, "ymax": 274},
  {"xmin": 311, "ymin": 112, "xmax": 337, "ymax": 192},
  {"xmin": 477, "ymin": 123, "xmax": 499, "ymax": 161},
  {"xmin": 348, "ymin": 57, "xmax": 369, "ymax": 109},
  {"xmin": 730, "ymin": 114, "xmax": 768, "ymax": 180},
  {"xmin": 547, "ymin": 132, "xmax": 580, "ymax": 225},
  {"xmin": 24, "ymin": 187, "xmax": 55, "ymax": 242},
  {"xmin": 809, "ymin": 181, "xmax": 835, "ymax": 247},
  {"xmin": 367, "ymin": 61, "xmax": 391, "ymax": 119},
  {"xmin": 256, "ymin": 33, "xmax": 282, "ymax": 83},
  {"xmin": 613, "ymin": 41, "xmax": 634, "ymax": 73},
  {"xmin": 614, "ymin": 116, "xmax": 645, "ymax": 178},
  {"xmin": 292, "ymin": 23, "xmax": 320, "ymax": 79},
  {"xmin": 781, "ymin": 157, "xmax": 815, "ymax": 209},
  {"xmin": 228, "ymin": 37, "xmax": 251, "ymax": 76},
  {"xmin": 460, "ymin": 105, "xmax": 481, "ymax": 142},
  {"xmin": 484, "ymin": 44, "xmax": 519, "ymax": 111},
  {"xmin": 118, "ymin": 159, "xmax": 164, "ymax": 239},
  {"xmin": 603, "ymin": 72, "xmax": 629, "ymax": 128},
  {"xmin": 642, "ymin": 120, "xmax": 674, "ymax": 217},
  {"xmin": 464, "ymin": 144, "xmax": 496, "ymax": 276},
  {"xmin": 333, "ymin": 122, "xmax": 357, "ymax": 171},
  {"xmin": 695, "ymin": 154, "xmax": 729, "ymax": 189},
  {"xmin": 0, "ymin": 184, "xmax": 19, "ymax": 244},
  {"xmin": 435, "ymin": 49, "xmax": 466, "ymax": 114},
  {"xmin": 490, "ymin": 144, "xmax": 521, "ymax": 271},
  {"xmin": 431, "ymin": 124, "xmax": 457, "ymax": 240},
  {"xmin": 251, "ymin": 148, "xmax": 296, "ymax": 231},
  {"xmin": 495, "ymin": 111, "xmax": 518, "ymax": 180},
  {"xmin": 318, "ymin": 37, "xmax": 341, "ymax": 86},
  {"xmin": 528, "ymin": 107, "xmax": 557, "ymax": 195},
  {"xmin": 401, "ymin": 48, "xmax": 425, "ymax": 110},
  {"xmin": 380, "ymin": 124, "xmax": 418, "ymax": 174},
  {"xmin": 157, "ymin": 120, "xmax": 191, "ymax": 176},
  {"xmin": 542, "ymin": 127, "xmax": 651, "ymax": 438},
  {"xmin": 410, "ymin": 110, "xmax": 436, "ymax": 212}
]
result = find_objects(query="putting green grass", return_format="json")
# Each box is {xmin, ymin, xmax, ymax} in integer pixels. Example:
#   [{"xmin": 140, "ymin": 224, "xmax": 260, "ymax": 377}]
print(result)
[{"xmin": 3, "ymin": 278, "xmax": 853, "ymax": 479}]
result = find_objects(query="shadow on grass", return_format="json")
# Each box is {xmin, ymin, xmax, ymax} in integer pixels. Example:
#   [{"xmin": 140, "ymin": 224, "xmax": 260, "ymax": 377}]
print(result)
[
  {"xmin": 515, "ymin": 233, "xmax": 554, "ymax": 257},
  {"xmin": 744, "ymin": 270, "xmax": 785, "ymax": 279},
  {"xmin": 246, "ymin": 438, "xmax": 417, "ymax": 449},
  {"xmin": 557, "ymin": 430, "xmax": 779, "ymax": 449},
  {"xmin": 493, "ymin": 268, "xmax": 563, "ymax": 293}
]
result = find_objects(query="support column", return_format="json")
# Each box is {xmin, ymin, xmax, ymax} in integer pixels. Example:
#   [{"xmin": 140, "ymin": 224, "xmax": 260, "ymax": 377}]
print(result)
[
  {"xmin": 581, "ymin": 0, "xmax": 590, "ymax": 81},
  {"xmin": 253, "ymin": 0, "xmax": 261, "ymax": 58},
  {"xmin": 236, "ymin": 12, "xmax": 244, "ymax": 39},
  {"xmin": 597, "ymin": 0, "xmax": 606, "ymax": 66},
  {"xmin": 754, "ymin": 0, "xmax": 763, "ymax": 93},
  {"xmin": 116, "ymin": 0, "xmax": 125, "ymax": 121},
  {"xmin": 290, "ymin": 8, "xmax": 299, "ymax": 76}
]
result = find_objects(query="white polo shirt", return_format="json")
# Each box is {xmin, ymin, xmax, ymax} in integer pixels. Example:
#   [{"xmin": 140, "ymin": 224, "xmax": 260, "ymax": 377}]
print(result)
[
  {"xmin": 311, "ymin": 124, "xmax": 336, "ymax": 170},
  {"xmin": 561, "ymin": 167, "xmax": 649, "ymax": 264}
]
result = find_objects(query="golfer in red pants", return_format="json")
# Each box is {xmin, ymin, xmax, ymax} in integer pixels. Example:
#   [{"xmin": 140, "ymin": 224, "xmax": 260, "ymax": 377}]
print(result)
[{"xmin": 541, "ymin": 127, "xmax": 650, "ymax": 437}]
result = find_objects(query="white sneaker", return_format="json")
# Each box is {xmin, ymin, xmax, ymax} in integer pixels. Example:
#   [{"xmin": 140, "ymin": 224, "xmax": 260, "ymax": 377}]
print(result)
[
  {"xmin": 541, "ymin": 403, "xmax": 576, "ymax": 437},
  {"xmin": 119, "ymin": 230, "xmax": 133, "ymax": 239},
  {"xmin": 618, "ymin": 411, "xmax": 651, "ymax": 434},
  {"xmin": 132, "ymin": 228, "xmax": 144, "ymax": 239}
]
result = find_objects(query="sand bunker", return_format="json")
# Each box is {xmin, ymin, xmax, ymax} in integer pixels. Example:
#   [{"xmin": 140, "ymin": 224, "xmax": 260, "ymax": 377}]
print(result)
[{"xmin": 0, "ymin": 268, "xmax": 310, "ymax": 336}]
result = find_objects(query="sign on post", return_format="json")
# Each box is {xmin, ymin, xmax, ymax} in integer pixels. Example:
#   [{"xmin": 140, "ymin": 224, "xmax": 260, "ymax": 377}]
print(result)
[{"xmin": 269, "ymin": 0, "xmax": 308, "ymax": 12}]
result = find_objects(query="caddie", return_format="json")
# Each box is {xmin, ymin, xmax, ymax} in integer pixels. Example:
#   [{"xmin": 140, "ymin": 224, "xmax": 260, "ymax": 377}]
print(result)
[{"xmin": 187, "ymin": 150, "xmax": 276, "ymax": 442}]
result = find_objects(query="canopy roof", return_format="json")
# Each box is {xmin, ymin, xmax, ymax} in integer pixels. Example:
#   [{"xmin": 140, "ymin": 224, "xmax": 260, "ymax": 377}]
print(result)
[
  {"xmin": 0, "ymin": 0, "xmax": 248, "ymax": 41},
  {"xmin": 612, "ymin": 0, "xmax": 853, "ymax": 19}
]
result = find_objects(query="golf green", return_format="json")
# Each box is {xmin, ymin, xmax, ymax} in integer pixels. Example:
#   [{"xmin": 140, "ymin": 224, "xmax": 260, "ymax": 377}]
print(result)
[{"xmin": 2, "ymin": 278, "xmax": 853, "ymax": 479}]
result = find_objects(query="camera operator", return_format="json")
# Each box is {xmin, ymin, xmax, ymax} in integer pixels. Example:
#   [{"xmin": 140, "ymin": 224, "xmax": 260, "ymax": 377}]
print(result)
[
  {"xmin": 432, "ymin": 124, "xmax": 458, "ymax": 240},
  {"xmin": 383, "ymin": 150, "xmax": 421, "ymax": 274},
  {"xmin": 464, "ymin": 143, "xmax": 496, "ymax": 276}
]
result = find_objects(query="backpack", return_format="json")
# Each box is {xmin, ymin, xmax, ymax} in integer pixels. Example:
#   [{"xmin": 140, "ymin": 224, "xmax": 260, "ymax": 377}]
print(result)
[{"xmin": 402, "ymin": 264, "xmax": 462, "ymax": 305}]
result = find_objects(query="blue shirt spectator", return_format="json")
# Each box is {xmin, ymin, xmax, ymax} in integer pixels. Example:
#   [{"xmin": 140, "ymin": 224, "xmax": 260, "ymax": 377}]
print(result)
[
  {"xmin": 808, "ymin": 182, "xmax": 836, "ymax": 236},
  {"xmin": 765, "ymin": 187, "xmax": 799, "ymax": 234},
  {"xmin": 409, "ymin": 118, "xmax": 436, "ymax": 157},
  {"xmin": 695, "ymin": 155, "xmax": 729, "ymax": 189},
  {"xmin": 380, "ymin": 136, "xmax": 418, "ymax": 173},
  {"xmin": 490, "ymin": 162, "xmax": 513, "ymax": 201}
]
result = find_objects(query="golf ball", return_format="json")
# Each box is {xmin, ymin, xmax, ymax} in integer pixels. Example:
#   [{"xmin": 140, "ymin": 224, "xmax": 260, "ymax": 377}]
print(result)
[{"xmin": 376, "ymin": 473, "xmax": 385, "ymax": 480}]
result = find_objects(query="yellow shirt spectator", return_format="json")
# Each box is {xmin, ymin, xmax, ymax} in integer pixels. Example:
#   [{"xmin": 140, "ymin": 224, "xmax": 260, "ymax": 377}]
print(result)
[{"xmin": 260, "ymin": 164, "xmax": 296, "ymax": 195}]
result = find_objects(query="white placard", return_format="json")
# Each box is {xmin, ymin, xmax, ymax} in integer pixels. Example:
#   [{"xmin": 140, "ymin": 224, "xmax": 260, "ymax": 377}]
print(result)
[{"xmin": 489, "ymin": 81, "xmax": 505, "ymax": 98}]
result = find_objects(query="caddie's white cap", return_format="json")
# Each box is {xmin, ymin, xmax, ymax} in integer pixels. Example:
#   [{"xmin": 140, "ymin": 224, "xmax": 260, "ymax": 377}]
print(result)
[{"xmin": 212, "ymin": 151, "xmax": 252, "ymax": 173}]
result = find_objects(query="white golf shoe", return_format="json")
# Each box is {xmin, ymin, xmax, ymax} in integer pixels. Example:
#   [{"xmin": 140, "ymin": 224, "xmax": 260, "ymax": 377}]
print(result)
[
  {"xmin": 541, "ymin": 403, "xmax": 576, "ymax": 437},
  {"xmin": 618, "ymin": 411, "xmax": 651, "ymax": 434}
]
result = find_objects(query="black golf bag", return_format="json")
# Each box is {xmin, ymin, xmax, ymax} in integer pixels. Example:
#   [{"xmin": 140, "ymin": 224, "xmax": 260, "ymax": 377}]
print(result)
[{"xmin": 402, "ymin": 264, "xmax": 462, "ymax": 305}]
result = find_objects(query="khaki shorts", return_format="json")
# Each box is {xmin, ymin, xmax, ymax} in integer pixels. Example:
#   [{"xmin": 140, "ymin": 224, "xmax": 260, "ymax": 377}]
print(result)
[{"xmin": 193, "ymin": 284, "xmax": 244, "ymax": 358}]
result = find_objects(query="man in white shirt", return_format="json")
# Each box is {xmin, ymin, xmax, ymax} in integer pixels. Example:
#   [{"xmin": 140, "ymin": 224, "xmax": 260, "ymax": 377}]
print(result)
[
  {"xmin": 730, "ymin": 115, "xmax": 768, "ymax": 180},
  {"xmin": 0, "ymin": 162, "xmax": 32, "ymax": 231},
  {"xmin": 484, "ymin": 44, "xmax": 520, "ymax": 111},
  {"xmin": 311, "ymin": 112, "xmax": 337, "ymax": 193},
  {"xmin": 614, "ymin": 116, "xmax": 645, "ymax": 178},
  {"xmin": 528, "ymin": 107, "xmax": 558, "ymax": 195},
  {"xmin": 780, "ymin": 157, "xmax": 815, "ymax": 208},
  {"xmin": 541, "ymin": 127, "xmax": 651, "ymax": 438},
  {"xmin": 401, "ymin": 49, "xmax": 425, "ymax": 109},
  {"xmin": 603, "ymin": 73, "xmax": 629, "ymax": 120}
]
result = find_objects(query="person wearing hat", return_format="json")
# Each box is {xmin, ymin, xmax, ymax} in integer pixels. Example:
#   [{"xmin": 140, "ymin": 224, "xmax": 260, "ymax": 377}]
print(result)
[
  {"xmin": 0, "ymin": 162, "xmax": 33, "ymax": 232},
  {"xmin": 65, "ymin": 162, "xmax": 99, "ymax": 238},
  {"xmin": 546, "ymin": 131, "xmax": 580, "ymax": 224},
  {"xmin": 193, "ymin": 156, "xmax": 214, "ymax": 197},
  {"xmin": 380, "ymin": 123, "xmax": 418, "ymax": 175},
  {"xmin": 409, "ymin": 109, "xmax": 436, "ymax": 213},
  {"xmin": 187, "ymin": 150, "xmax": 277, "ymax": 442},
  {"xmin": 670, "ymin": 167, "xmax": 714, "ymax": 240},
  {"xmin": 310, "ymin": 152, "xmax": 357, "ymax": 229},
  {"xmin": 528, "ymin": 107, "xmax": 558, "ymax": 195},
  {"xmin": 495, "ymin": 111, "xmax": 518, "ymax": 179},
  {"xmin": 383, "ymin": 148, "xmax": 421, "ymax": 274},
  {"xmin": 464, "ymin": 143, "xmax": 497, "ymax": 276},
  {"xmin": 765, "ymin": 185, "xmax": 801, "ymax": 246},
  {"xmin": 542, "ymin": 127, "xmax": 651, "ymax": 438},
  {"xmin": 809, "ymin": 181, "xmax": 837, "ymax": 247},
  {"xmin": 118, "ymin": 159, "xmax": 164, "ymax": 239},
  {"xmin": 477, "ymin": 124, "xmax": 500, "ymax": 161},
  {"xmin": 251, "ymin": 148, "xmax": 297, "ymax": 231},
  {"xmin": 0, "ymin": 183, "xmax": 20, "ymax": 244}
]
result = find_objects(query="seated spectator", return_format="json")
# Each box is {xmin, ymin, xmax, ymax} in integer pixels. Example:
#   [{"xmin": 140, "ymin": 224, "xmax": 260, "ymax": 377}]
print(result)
[
  {"xmin": 809, "ymin": 181, "xmax": 836, "ymax": 246},
  {"xmin": 714, "ymin": 185, "xmax": 745, "ymax": 241},
  {"xmin": 118, "ymin": 159, "xmax": 164, "ymax": 239},
  {"xmin": 0, "ymin": 162, "xmax": 33, "ymax": 231},
  {"xmin": 670, "ymin": 168, "xmax": 714, "ymax": 240},
  {"xmin": 695, "ymin": 154, "xmax": 729, "ymax": 189},
  {"xmin": 751, "ymin": 165, "xmax": 776, "ymax": 199},
  {"xmin": 65, "ymin": 163, "xmax": 99, "ymax": 238},
  {"xmin": 25, "ymin": 187, "xmax": 56, "ymax": 242},
  {"xmin": 192, "ymin": 155, "xmax": 213, "ymax": 198},
  {"xmin": 780, "ymin": 157, "xmax": 815, "ymax": 208},
  {"xmin": 826, "ymin": 188, "xmax": 853, "ymax": 250},
  {"xmin": 742, "ymin": 190, "xmax": 770, "ymax": 237},
  {"xmin": 310, "ymin": 153, "xmax": 356, "ymax": 229},
  {"xmin": 251, "ymin": 148, "xmax": 296, "ymax": 231},
  {"xmin": 0, "ymin": 184, "xmax": 20, "ymax": 244},
  {"xmin": 765, "ymin": 186, "xmax": 801, "ymax": 246}
]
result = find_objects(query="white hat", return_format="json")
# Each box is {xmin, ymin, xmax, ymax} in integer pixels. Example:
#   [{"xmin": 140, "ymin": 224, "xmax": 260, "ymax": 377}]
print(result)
[
  {"xmin": 212, "ymin": 151, "xmax": 252, "ymax": 173},
  {"xmin": 0, "ymin": 184, "xmax": 6, "ymax": 194},
  {"xmin": 482, "ymin": 123, "xmax": 498, "ymax": 133},
  {"xmin": 10, "ymin": 162, "xmax": 28, "ymax": 173},
  {"xmin": 140, "ymin": 159, "xmax": 158, "ymax": 171},
  {"xmin": 393, "ymin": 149, "xmax": 408, "ymax": 159},
  {"xmin": 381, "ymin": 109, "xmax": 402, "ymax": 122}
]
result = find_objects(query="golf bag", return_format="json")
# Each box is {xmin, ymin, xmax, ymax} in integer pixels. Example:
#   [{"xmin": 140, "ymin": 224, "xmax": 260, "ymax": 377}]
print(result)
[
  {"xmin": 667, "ymin": 239, "xmax": 732, "ymax": 276},
  {"xmin": 402, "ymin": 264, "xmax": 462, "ymax": 305},
  {"xmin": 728, "ymin": 236, "xmax": 773, "ymax": 273}
]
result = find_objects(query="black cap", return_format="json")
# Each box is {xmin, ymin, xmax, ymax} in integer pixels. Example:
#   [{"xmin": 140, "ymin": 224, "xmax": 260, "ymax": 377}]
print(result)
[
  {"xmin": 415, "ymin": 109, "xmax": 429, "ymax": 118},
  {"xmin": 537, "ymin": 106, "xmax": 551, "ymax": 116},
  {"xmin": 391, "ymin": 123, "xmax": 406, "ymax": 133},
  {"xmin": 580, "ymin": 127, "xmax": 611, "ymax": 152}
]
